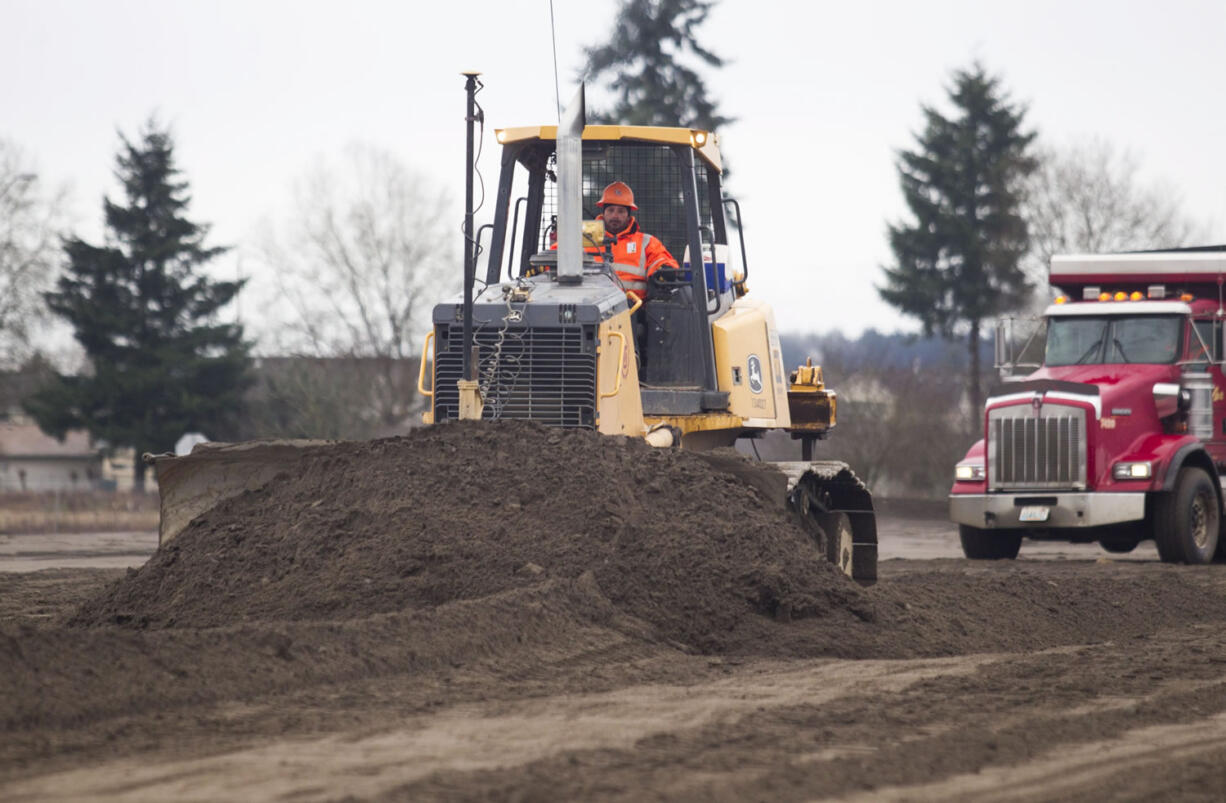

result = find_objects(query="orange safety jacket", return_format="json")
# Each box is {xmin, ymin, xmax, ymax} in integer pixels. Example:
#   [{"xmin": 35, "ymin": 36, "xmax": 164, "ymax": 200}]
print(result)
[{"xmin": 588, "ymin": 216, "xmax": 678, "ymax": 300}]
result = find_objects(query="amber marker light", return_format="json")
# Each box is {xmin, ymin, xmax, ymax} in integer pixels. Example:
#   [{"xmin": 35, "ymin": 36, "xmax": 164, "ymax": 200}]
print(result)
[
  {"xmin": 1113, "ymin": 291, "xmax": 1128, "ymax": 301},
  {"xmin": 1054, "ymin": 295, "xmax": 1068, "ymax": 304},
  {"xmin": 1130, "ymin": 291, "xmax": 1143, "ymax": 301},
  {"xmin": 1099, "ymin": 292, "xmax": 1111, "ymax": 301},
  {"xmin": 1181, "ymin": 293, "xmax": 1195, "ymax": 302}
]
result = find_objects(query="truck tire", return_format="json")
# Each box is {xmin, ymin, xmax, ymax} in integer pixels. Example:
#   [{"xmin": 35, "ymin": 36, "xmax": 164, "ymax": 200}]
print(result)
[
  {"xmin": 959, "ymin": 525, "xmax": 1021, "ymax": 560},
  {"xmin": 1154, "ymin": 466, "xmax": 1220, "ymax": 564}
]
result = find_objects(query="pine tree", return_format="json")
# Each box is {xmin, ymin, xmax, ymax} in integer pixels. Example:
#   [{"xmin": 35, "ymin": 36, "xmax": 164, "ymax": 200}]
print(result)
[
  {"xmin": 879, "ymin": 63, "xmax": 1036, "ymax": 420},
  {"xmin": 25, "ymin": 120, "xmax": 251, "ymax": 489},
  {"xmin": 582, "ymin": 0, "xmax": 733, "ymax": 130}
]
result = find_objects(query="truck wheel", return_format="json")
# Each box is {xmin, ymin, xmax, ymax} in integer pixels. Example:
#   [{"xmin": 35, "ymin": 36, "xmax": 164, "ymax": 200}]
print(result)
[
  {"xmin": 1154, "ymin": 467, "xmax": 1220, "ymax": 564},
  {"xmin": 959, "ymin": 525, "xmax": 1021, "ymax": 560}
]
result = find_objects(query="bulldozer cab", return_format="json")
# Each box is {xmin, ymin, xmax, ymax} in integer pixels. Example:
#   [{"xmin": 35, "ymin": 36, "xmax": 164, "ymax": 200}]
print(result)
[{"xmin": 482, "ymin": 126, "xmax": 741, "ymax": 392}]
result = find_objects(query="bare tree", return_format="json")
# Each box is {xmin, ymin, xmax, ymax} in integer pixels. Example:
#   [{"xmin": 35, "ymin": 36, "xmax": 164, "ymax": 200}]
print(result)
[
  {"xmin": 257, "ymin": 143, "xmax": 456, "ymax": 429},
  {"xmin": 236, "ymin": 357, "xmax": 398, "ymax": 441},
  {"xmin": 1025, "ymin": 138, "xmax": 1206, "ymax": 271},
  {"xmin": 0, "ymin": 139, "xmax": 66, "ymax": 370},
  {"xmin": 771, "ymin": 331, "xmax": 975, "ymax": 497},
  {"xmin": 817, "ymin": 352, "xmax": 969, "ymax": 496}
]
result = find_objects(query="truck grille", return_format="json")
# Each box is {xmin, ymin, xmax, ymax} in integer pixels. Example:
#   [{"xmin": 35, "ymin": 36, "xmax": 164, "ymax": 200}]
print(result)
[
  {"xmin": 434, "ymin": 324, "xmax": 597, "ymax": 428},
  {"xmin": 988, "ymin": 404, "xmax": 1087, "ymax": 490}
]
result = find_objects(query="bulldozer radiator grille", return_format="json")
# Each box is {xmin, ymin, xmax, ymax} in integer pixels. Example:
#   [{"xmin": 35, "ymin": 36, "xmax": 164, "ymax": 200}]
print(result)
[
  {"xmin": 988, "ymin": 404, "xmax": 1087, "ymax": 490},
  {"xmin": 434, "ymin": 324, "xmax": 597, "ymax": 428}
]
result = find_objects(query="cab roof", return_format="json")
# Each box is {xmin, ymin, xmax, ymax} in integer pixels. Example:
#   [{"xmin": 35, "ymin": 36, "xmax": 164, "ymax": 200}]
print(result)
[{"xmin": 494, "ymin": 124, "xmax": 723, "ymax": 173}]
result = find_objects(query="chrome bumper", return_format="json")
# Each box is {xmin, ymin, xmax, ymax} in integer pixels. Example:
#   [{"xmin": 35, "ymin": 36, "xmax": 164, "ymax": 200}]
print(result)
[{"xmin": 949, "ymin": 492, "xmax": 1146, "ymax": 529}]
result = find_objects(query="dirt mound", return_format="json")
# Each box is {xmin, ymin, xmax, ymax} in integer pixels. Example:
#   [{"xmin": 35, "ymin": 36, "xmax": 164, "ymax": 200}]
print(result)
[
  {"xmin": 6, "ymin": 574, "xmax": 667, "ymax": 733},
  {"xmin": 73, "ymin": 421, "xmax": 869, "ymax": 652}
]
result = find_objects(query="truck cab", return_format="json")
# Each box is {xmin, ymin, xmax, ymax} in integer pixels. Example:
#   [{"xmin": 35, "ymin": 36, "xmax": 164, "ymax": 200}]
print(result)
[{"xmin": 950, "ymin": 249, "xmax": 1226, "ymax": 563}]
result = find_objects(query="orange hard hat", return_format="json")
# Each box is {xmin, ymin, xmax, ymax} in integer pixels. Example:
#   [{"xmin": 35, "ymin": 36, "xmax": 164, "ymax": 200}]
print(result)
[{"xmin": 597, "ymin": 181, "xmax": 637, "ymax": 210}]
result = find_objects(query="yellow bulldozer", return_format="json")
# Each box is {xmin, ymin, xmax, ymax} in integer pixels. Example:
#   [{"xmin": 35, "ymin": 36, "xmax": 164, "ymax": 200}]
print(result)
[{"xmin": 148, "ymin": 79, "xmax": 877, "ymax": 583}]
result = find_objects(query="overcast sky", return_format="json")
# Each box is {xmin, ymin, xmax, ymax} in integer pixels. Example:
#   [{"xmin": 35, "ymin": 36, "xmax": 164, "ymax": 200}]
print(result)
[{"xmin": 5, "ymin": 0, "xmax": 1224, "ymax": 341}]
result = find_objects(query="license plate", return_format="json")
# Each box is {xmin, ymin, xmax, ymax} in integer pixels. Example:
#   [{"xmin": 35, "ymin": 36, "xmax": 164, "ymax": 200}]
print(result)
[{"xmin": 1019, "ymin": 505, "xmax": 1051, "ymax": 523}]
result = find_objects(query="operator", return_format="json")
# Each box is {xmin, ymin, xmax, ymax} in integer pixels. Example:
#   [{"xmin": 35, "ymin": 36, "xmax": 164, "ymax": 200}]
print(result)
[{"xmin": 592, "ymin": 181, "xmax": 678, "ymax": 300}]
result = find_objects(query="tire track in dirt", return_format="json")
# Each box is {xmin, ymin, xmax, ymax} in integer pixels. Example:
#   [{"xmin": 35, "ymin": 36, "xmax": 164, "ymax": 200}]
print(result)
[
  {"xmin": 385, "ymin": 628, "xmax": 1226, "ymax": 803},
  {"xmin": 831, "ymin": 711, "xmax": 1226, "ymax": 802},
  {"xmin": 1, "ymin": 651, "xmax": 1031, "ymax": 803}
]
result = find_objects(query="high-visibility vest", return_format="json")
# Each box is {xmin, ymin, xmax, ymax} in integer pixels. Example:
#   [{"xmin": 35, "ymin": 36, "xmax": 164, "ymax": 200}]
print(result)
[
  {"xmin": 543, "ymin": 218, "xmax": 678, "ymax": 299},
  {"xmin": 588, "ymin": 218, "xmax": 677, "ymax": 300}
]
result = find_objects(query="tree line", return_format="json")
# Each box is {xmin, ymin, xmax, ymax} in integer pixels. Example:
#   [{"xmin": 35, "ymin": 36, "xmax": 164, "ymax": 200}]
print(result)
[{"xmin": 0, "ymin": 0, "xmax": 1209, "ymax": 492}]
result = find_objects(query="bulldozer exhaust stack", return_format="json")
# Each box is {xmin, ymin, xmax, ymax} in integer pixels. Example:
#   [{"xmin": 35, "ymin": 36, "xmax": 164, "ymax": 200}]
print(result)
[{"xmin": 555, "ymin": 85, "xmax": 585, "ymax": 284}]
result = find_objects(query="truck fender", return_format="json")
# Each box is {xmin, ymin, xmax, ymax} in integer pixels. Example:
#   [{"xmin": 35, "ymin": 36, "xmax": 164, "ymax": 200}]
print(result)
[
  {"xmin": 1159, "ymin": 443, "xmax": 1222, "ymax": 512},
  {"xmin": 958, "ymin": 438, "xmax": 986, "ymax": 463}
]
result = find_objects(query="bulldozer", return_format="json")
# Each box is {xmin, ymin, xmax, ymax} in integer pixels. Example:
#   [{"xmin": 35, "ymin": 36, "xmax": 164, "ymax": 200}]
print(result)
[
  {"xmin": 418, "ymin": 79, "xmax": 876, "ymax": 582},
  {"xmin": 147, "ymin": 79, "xmax": 877, "ymax": 584}
]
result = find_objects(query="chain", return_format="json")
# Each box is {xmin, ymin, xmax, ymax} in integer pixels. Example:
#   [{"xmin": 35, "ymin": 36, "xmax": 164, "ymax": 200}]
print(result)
[{"xmin": 477, "ymin": 277, "xmax": 530, "ymax": 420}]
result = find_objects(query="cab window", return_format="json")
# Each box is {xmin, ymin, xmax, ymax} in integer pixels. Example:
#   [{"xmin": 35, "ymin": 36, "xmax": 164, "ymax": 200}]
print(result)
[
  {"xmin": 1046, "ymin": 315, "xmax": 1183, "ymax": 366},
  {"xmin": 1189, "ymin": 319, "xmax": 1218, "ymax": 364}
]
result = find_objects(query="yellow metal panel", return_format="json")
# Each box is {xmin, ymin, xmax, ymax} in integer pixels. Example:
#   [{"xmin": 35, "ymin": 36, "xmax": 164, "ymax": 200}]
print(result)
[
  {"xmin": 764, "ymin": 310, "xmax": 790, "ymax": 426},
  {"xmin": 710, "ymin": 298, "xmax": 791, "ymax": 428},
  {"xmin": 496, "ymin": 125, "xmax": 722, "ymax": 173},
  {"xmin": 643, "ymin": 413, "xmax": 745, "ymax": 433},
  {"xmin": 596, "ymin": 312, "xmax": 645, "ymax": 435},
  {"xmin": 642, "ymin": 413, "xmax": 745, "ymax": 450}
]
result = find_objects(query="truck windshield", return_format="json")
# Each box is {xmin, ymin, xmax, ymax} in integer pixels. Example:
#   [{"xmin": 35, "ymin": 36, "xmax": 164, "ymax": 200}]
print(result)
[{"xmin": 1046, "ymin": 315, "xmax": 1183, "ymax": 366}]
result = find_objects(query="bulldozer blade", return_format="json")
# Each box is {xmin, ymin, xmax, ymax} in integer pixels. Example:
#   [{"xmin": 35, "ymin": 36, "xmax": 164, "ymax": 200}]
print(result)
[{"xmin": 145, "ymin": 440, "xmax": 331, "ymax": 547}]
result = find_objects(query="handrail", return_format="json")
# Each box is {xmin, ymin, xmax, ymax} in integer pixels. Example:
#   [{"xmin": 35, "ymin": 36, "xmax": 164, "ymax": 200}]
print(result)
[
  {"xmin": 507, "ymin": 197, "xmax": 526, "ymax": 280},
  {"xmin": 475, "ymin": 223, "xmax": 493, "ymax": 275},
  {"xmin": 417, "ymin": 330, "xmax": 436, "ymax": 397},
  {"xmin": 601, "ymin": 331, "xmax": 627, "ymax": 399},
  {"xmin": 723, "ymin": 197, "xmax": 750, "ymax": 289},
  {"xmin": 625, "ymin": 292, "xmax": 643, "ymax": 316}
]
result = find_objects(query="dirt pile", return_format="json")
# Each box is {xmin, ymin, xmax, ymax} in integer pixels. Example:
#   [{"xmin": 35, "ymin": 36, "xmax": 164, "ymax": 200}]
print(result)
[{"xmin": 73, "ymin": 421, "xmax": 870, "ymax": 652}]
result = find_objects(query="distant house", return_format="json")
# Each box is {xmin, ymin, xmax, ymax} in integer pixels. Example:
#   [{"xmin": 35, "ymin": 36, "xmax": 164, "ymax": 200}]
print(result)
[
  {"xmin": 0, "ymin": 418, "xmax": 103, "ymax": 492},
  {"xmin": 99, "ymin": 446, "xmax": 157, "ymax": 492}
]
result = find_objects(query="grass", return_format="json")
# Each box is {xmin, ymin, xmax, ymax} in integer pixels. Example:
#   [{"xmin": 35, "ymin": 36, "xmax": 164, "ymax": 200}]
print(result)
[{"xmin": 0, "ymin": 491, "xmax": 160, "ymax": 534}]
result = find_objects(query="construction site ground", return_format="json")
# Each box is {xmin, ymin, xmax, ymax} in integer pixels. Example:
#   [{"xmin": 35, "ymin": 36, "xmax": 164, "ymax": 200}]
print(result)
[{"xmin": 3, "ymin": 423, "xmax": 1226, "ymax": 802}]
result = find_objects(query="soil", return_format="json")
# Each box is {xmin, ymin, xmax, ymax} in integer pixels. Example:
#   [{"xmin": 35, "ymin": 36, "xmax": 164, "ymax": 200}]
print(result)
[{"xmin": 5, "ymin": 420, "xmax": 1226, "ymax": 801}]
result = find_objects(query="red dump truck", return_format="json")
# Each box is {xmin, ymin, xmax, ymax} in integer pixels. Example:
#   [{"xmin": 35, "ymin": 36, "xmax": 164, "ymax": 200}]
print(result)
[{"xmin": 950, "ymin": 248, "xmax": 1226, "ymax": 563}]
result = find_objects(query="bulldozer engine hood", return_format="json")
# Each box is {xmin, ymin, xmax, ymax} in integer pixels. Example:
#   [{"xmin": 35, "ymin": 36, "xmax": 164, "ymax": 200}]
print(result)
[{"xmin": 432, "ymin": 272, "xmax": 632, "ymax": 328}]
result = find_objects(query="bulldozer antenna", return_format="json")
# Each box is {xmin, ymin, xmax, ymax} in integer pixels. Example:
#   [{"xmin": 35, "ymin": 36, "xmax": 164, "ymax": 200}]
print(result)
[{"xmin": 462, "ymin": 71, "xmax": 481, "ymax": 383}]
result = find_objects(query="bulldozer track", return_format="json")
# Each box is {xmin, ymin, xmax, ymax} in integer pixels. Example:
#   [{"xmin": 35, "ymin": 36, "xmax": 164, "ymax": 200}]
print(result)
[{"xmin": 776, "ymin": 461, "xmax": 878, "ymax": 584}]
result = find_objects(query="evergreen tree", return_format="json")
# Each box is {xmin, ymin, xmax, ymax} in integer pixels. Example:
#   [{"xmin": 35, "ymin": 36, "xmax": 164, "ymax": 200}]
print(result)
[
  {"xmin": 25, "ymin": 120, "xmax": 251, "ymax": 489},
  {"xmin": 582, "ymin": 0, "xmax": 733, "ymax": 130},
  {"xmin": 879, "ymin": 63, "xmax": 1036, "ymax": 420}
]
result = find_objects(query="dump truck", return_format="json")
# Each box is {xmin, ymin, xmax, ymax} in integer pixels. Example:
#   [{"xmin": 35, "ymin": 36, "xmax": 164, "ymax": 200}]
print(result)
[
  {"xmin": 951, "ymin": 247, "xmax": 1226, "ymax": 563},
  {"xmin": 149, "ymin": 79, "xmax": 877, "ymax": 583}
]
